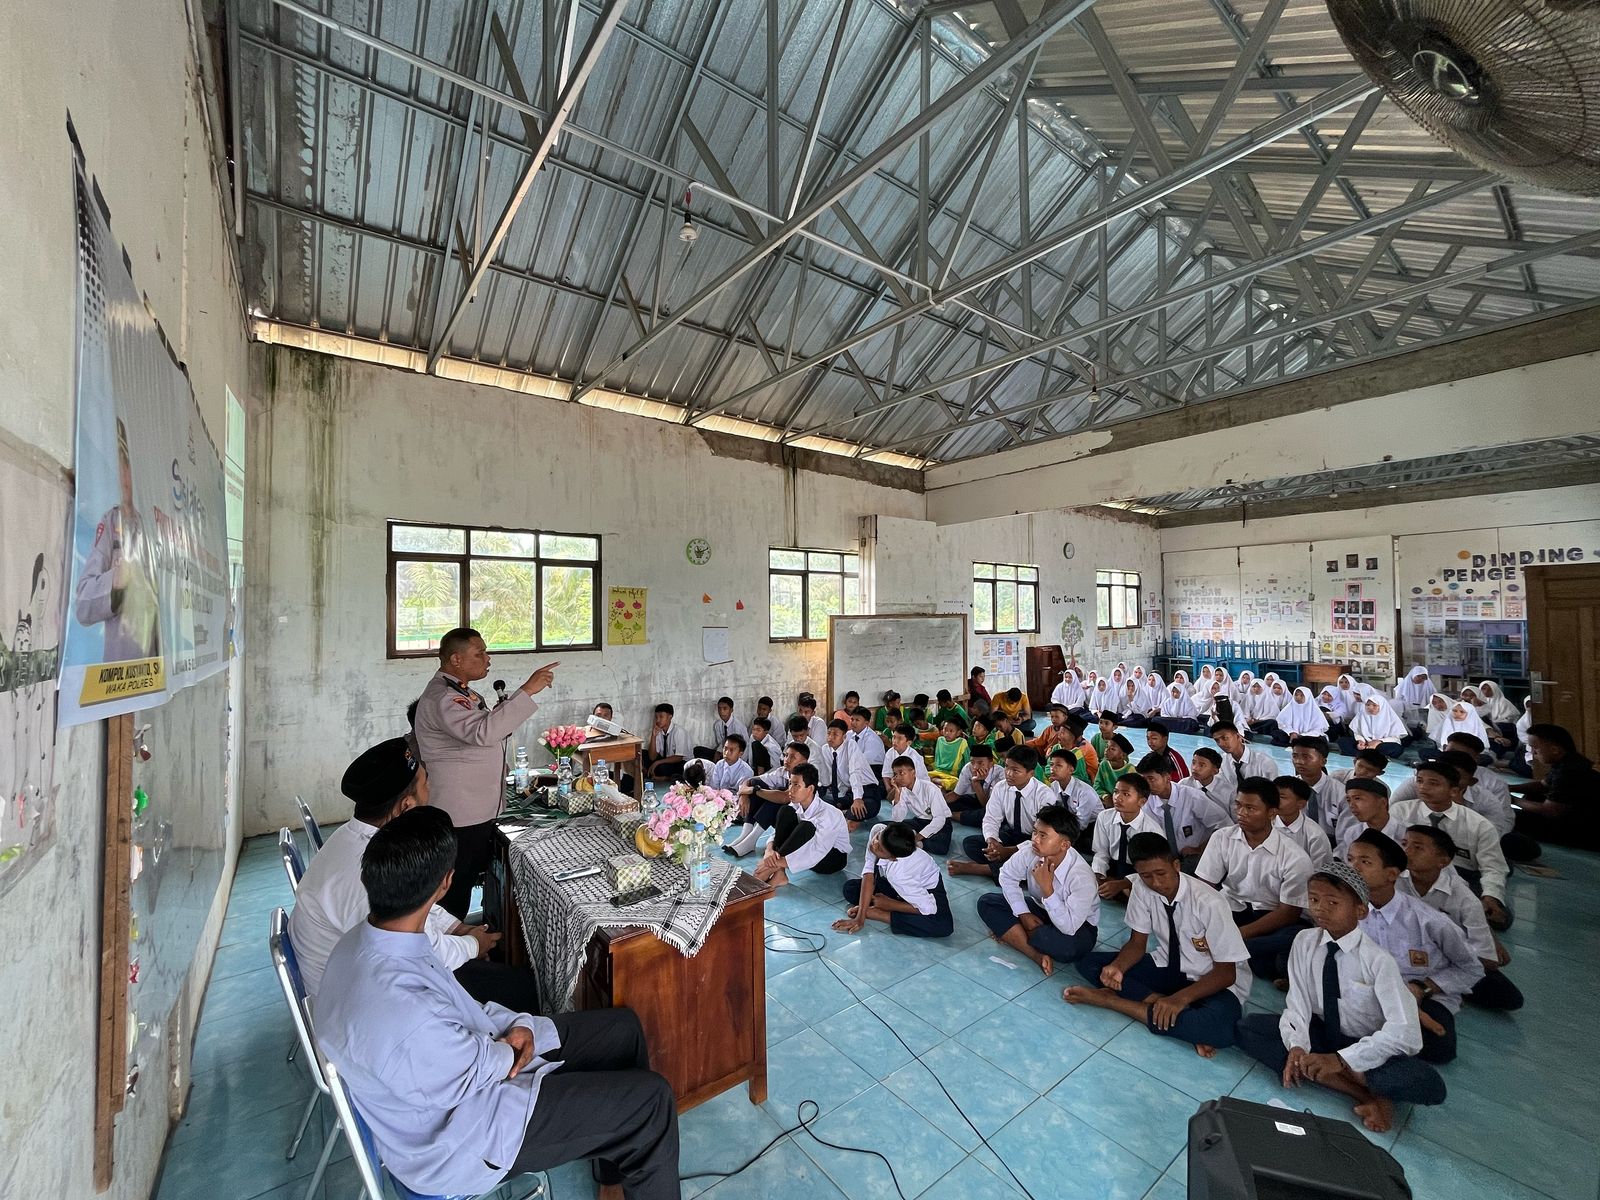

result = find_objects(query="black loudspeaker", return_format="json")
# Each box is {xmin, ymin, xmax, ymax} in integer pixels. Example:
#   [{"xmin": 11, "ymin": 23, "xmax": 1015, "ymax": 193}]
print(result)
[{"xmin": 1187, "ymin": 1097, "xmax": 1412, "ymax": 1200}]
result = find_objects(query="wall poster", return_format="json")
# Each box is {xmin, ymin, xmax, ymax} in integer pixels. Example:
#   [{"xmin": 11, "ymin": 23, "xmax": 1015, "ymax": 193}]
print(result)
[{"xmin": 607, "ymin": 586, "xmax": 648, "ymax": 645}]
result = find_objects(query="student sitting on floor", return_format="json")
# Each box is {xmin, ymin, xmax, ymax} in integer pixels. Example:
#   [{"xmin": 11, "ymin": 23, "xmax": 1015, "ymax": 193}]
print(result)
[
  {"xmin": 782, "ymin": 715, "xmax": 832, "ymax": 798},
  {"xmin": 1066, "ymin": 833, "xmax": 1251, "ymax": 1058},
  {"xmin": 832, "ymin": 690, "xmax": 860, "ymax": 723},
  {"xmin": 889, "ymin": 755, "xmax": 953, "ymax": 854},
  {"xmin": 1094, "ymin": 733, "xmax": 1136, "ymax": 800},
  {"xmin": 693, "ymin": 696, "xmax": 749, "ymax": 760},
  {"xmin": 1138, "ymin": 752, "xmax": 1229, "ymax": 864},
  {"xmin": 964, "ymin": 667, "xmax": 991, "ymax": 716},
  {"xmin": 1051, "ymin": 668, "xmax": 1089, "ymax": 718},
  {"xmin": 726, "ymin": 742, "xmax": 809, "ymax": 857},
  {"xmin": 795, "ymin": 693, "xmax": 828, "ymax": 747},
  {"xmin": 833, "ymin": 822, "xmax": 953, "ymax": 940},
  {"xmin": 1026, "ymin": 704, "xmax": 1077, "ymax": 761},
  {"xmin": 882, "ymin": 722, "xmax": 930, "ymax": 798},
  {"xmin": 1209, "ymin": 721, "xmax": 1278, "ymax": 813},
  {"xmin": 1285, "ymin": 735, "xmax": 1345, "ymax": 838},
  {"xmin": 1144, "ymin": 721, "xmax": 1189, "ymax": 780},
  {"xmin": 832, "ymin": 716, "xmax": 886, "ymax": 827},
  {"xmin": 750, "ymin": 695, "xmax": 776, "ymax": 739},
  {"xmin": 1233, "ymin": 859, "xmax": 1446, "ymax": 1133},
  {"xmin": 1511, "ymin": 723, "xmax": 1600, "ymax": 851},
  {"xmin": 1046, "ymin": 747, "xmax": 1104, "ymax": 855},
  {"xmin": 1197, "ymin": 777, "xmax": 1315, "ymax": 983},
  {"xmin": 1394, "ymin": 666, "xmax": 1435, "ymax": 737},
  {"xmin": 1346, "ymin": 831, "xmax": 1481, "ymax": 1065},
  {"xmin": 1335, "ymin": 778, "xmax": 1406, "ymax": 857},
  {"xmin": 950, "ymin": 745, "xmax": 1053, "ymax": 880},
  {"xmin": 990, "ymin": 686, "xmax": 1036, "ymax": 736},
  {"xmin": 1275, "ymin": 686, "xmax": 1330, "ymax": 744},
  {"xmin": 709, "ymin": 735, "xmax": 754, "ymax": 796},
  {"xmin": 1090, "ymin": 709, "xmax": 1117, "ymax": 760},
  {"xmin": 1274, "ymin": 776, "xmax": 1334, "ymax": 869},
  {"xmin": 1092, "ymin": 775, "xmax": 1164, "ymax": 901},
  {"xmin": 928, "ymin": 715, "xmax": 971, "ymax": 792},
  {"xmin": 909, "ymin": 707, "xmax": 939, "ymax": 750},
  {"xmin": 1238, "ymin": 679, "xmax": 1285, "ymax": 744},
  {"xmin": 752, "ymin": 763, "xmax": 851, "ymax": 889},
  {"xmin": 948, "ymin": 742, "xmax": 1001, "ymax": 827},
  {"xmin": 1390, "ymin": 733, "xmax": 1531, "ymax": 862},
  {"xmin": 1339, "ymin": 697, "xmax": 1408, "ymax": 760},
  {"xmin": 872, "ymin": 691, "xmax": 905, "ymax": 741},
  {"xmin": 748, "ymin": 716, "xmax": 783, "ymax": 775},
  {"xmin": 1187, "ymin": 748, "xmax": 1229, "ymax": 816},
  {"xmin": 1399, "ymin": 825, "xmax": 1523, "ymax": 1012},
  {"xmin": 1063, "ymin": 716, "xmax": 1100, "ymax": 784},
  {"xmin": 990, "ymin": 709, "xmax": 1027, "ymax": 752},
  {"xmin": 810, "ymin": 720, "xmax": 849, "ymax": 810},
  {"xmin": 977, "ymin": 805, "xmax": 1098, "ymax": 976},
  {"xmin": 645, "ymin": 703, "xmax": 687, "ymax": 782},
  {"xmin": 1156, "ymin": 685, "xmax": 1203, "ymax": 736},
  {"xmin": 1390, "ymin": 755, "xmax": 1512, "ymax": 931},
  {"xmin": 1330, "ymin": 747, "xmax": 1392, "ymax": 786},
  {"xmin": 930, "ymin": 689, "xmax": 969, "ymax": 728}
]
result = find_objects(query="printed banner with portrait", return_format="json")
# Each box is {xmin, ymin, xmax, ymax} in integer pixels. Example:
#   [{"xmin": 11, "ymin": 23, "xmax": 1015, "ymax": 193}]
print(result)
[{"xmin": 59, "ymin": 152, "xmax": 229, "ymax": 726}]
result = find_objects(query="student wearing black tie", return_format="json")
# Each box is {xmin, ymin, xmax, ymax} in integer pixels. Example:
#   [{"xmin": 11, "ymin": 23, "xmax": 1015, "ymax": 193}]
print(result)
[
  {"xmin": 1233, "ymin": 860, "xmax": 1446, "ymax": 1133},
  {"xmin": 949, "ymin": 746, "xmax": 1053, "ymax": 880},
  {"xmin": 833, "ymin": 823, "xmax": 953, "ymax": 939},
  {"xmin": 1046, "ymin": 748, "xmax": 1103, "ymax": 856},
  {"xmin": 644, "ymin": 703, "xmax": 686, "ymax": 783},
  {"xmin": 1065, "ymin": 833, "xmax": 1252, "ymax": 1057},
  {"xmin": 693, "ymin": 696, "xmax": 749, "ymax": 760},
  {"xmin": 976, "ymin": 806, "xmax": 1098, "ymax": 975},
  {"xmin": 1091, "ymin": 775, "xmax": 1163, "ymax": 901}
]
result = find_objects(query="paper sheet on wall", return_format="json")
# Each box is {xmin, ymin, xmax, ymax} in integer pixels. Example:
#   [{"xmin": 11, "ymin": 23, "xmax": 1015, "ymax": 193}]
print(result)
[
  {"xmin": 702, "ymin": 626, "xmax": 730, "ymax": 664},
  {"xmin": 607, "ymin": 587, "xmax": 648, "ymax": 645}
]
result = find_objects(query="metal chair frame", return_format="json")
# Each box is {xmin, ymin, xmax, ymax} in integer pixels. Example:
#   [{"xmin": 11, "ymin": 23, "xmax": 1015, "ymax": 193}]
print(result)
[{"xmin": 268, "ymin": 907, "xmax": 340, "ymax": 1200}]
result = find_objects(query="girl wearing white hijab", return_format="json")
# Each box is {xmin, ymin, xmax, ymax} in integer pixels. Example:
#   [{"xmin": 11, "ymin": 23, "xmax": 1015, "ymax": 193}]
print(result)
[
  {"xmin": 1276, "ymin": 687, "xmax": 1330, "ymax": 739},
  {"xmin": 1090, "ymin": 677, "xmax": 1116, "ymax": 719},
  {"xmin": 1511, "ymin": 696, "xmax": 1535, "ymax": 777},
  {"xmin": 1051, "ymin": 668, "xmax": 1088, "ymax": 716},
  {"xmin": 1193, "ymin": 680, "xmax": 1222, "ymax": 721},
  {"xmin": 1339, "ymin": 696, "xmax": 1408, "ymax": 759},
  {"xmin": 1432, "ymin": 699, "xmax": 1490, "ymax": 750},
  {"xmin": 1238, "ymin": 678, "xmax": 1285, "ymax": 744},
  {"xmin": 1119, "ymin": 679, "xmax": 1151, "ymax": 728},
  {"xmin": 1158, "ymin": 682, "xmax": 1201, "ymax": 734},
  {"xmin": 1474, "ymin": 680, "xmax": 1521, "ymax": 754},
  {"xmin": 1393, "ymin": 665, "xmax": 1434, "ymax": 733},
  {"xmin": 1210, "ymin": 666, "xmax": 1238, "ymax": 723},
  {"xmin": 1422, "ymin": 694, "xmax": 1454, "ymax": 745},
  {"xmin": 1171, "ymin": 669, "xmax": 1191, "ymax": 691}
]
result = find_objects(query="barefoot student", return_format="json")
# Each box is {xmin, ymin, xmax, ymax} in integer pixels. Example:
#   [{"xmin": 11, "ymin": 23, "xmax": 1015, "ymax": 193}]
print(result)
[
  {"xmin": 975, "ymin": 805, "xmax": 1098, "ymax": 976},
  {"xmin": 1064, "ymin": 833, "xmax": 1252, "ymax": 1058},
  {"xmin": 751, "ymin": 763, "xmax": 850, "ymax": 890},
  {"xmin": 1233, "ymin": 860, "xmax": 1447, "ymax": 1132},
  {"xmin": 834, "ymin": 822, "xmax": 953, "ymax": 939}
]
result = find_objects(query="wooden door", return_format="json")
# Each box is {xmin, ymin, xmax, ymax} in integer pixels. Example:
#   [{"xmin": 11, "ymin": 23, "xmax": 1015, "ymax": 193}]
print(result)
[{"xmin": 1524, "ymin": 564, "xmax": 1600, "ymax": 756}]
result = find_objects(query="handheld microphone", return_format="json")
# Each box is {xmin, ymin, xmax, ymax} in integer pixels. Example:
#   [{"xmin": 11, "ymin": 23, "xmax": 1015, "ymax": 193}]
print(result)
[{"xmin": 493, "ymin": 679, "xmax": 508, "ymax": 707}]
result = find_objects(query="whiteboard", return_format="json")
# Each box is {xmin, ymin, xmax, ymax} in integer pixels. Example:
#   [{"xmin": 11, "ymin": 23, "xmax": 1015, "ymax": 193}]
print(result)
[{"xmin": 826, "ymin": 614, "xmax": 969, "ymax": 710}]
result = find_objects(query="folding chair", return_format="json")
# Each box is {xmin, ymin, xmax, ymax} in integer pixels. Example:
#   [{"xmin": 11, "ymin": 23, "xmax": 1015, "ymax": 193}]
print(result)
[
  {"xmin": 321, "ymin": 1049, "xmax": 546, "ymax": 1200},
  {"xmin": 279, "ymin": 828, "xmax": 306, "ymax": 894},
  {"xmin": 268, "ymin": 907, "xmax": 339, "ymax": 1199},
  {"xmin": 296, "ymin": 794, "xmax": 325, "ymax": 852}
]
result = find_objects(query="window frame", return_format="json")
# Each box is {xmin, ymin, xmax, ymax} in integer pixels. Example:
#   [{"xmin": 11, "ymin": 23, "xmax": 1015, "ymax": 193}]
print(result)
[
  {"xmin": 972, "ymin": 561, "xmax": 1040, "ymax": 635},
  {"xmin": 385, "ymin": 519, "xmax": 603, "ymax": 658},
  {"xmin": 768, "ymin": 547, "xmax": 862, "ymax": 642},
  {"xmin": 1096, "ymin": 568, "xmax": 1142, "ymax": 630}
]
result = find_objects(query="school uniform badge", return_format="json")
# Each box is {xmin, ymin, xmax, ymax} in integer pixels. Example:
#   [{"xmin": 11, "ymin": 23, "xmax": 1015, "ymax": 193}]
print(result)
[
  {"xmin": 1191, "ymin": 936, "xmax": 1209, "ymax": 952},
  {"xmin": 1408, "ymin": 949, "xmax": 1430, "ymax": 967}
]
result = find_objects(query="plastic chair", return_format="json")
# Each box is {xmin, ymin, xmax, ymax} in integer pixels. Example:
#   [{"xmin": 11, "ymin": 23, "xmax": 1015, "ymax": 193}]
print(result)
[
  {"xmin": 279, "ymin": 828, "xmax": 306, "ymax": 894},
  {"xmin": 296, "ymin": 795, "xmax": 325, "ymax": 852},
  {"xmin": 321, "ymin": 1048, "xmax": 546, "ymax": 1200},
  {"xmin": 268, "ymin": 908, "xmax": 341, "ymax": 1200}
]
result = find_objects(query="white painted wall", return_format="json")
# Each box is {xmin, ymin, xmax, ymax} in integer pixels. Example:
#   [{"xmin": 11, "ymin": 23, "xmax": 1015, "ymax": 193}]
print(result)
[
  {"xmin": 0, "ymin": 2, "xmax": 247, "ymax": 1197},
  {"xmin": 925, "ymin": 354, "xmax": 1600, "ymax": 522}
]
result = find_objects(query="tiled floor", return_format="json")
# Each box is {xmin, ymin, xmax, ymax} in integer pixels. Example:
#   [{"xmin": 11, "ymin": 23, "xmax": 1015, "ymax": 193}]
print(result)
[{"xmin": 155, "ymin": 733, "xmax": 1598, "ymax": 1200}]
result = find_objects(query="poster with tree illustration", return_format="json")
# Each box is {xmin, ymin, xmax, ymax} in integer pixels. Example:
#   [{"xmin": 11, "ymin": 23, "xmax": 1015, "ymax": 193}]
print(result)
[
  {"xmin": 607, "ymin": 586, "xmax": 648, "ymax": 645},
  {"xmin": 1060, "ymin": 614, "xmax": 1084, "ymax": 669}
]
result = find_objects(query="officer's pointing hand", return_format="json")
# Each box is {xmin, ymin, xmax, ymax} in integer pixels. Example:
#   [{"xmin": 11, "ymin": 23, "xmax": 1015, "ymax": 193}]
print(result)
[{"xmin": 521, "ymin": 662, "xmax": 560, "ymax": 696}]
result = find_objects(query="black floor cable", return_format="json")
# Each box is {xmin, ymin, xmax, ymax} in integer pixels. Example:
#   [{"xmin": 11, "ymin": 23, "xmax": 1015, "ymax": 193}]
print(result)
[{"xmin": 676, "ymin": 915, "xmax": 1039, "ymax": 1200}]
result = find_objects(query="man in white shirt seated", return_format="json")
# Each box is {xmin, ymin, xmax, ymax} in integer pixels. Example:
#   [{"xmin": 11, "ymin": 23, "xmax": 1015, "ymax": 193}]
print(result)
[
  {"xmin": 1390, "ymin": 755, "xmax": 1512, "ymax": 930},
  {"xmin": 288, "ymin": 737, "xmax": 536, "ymax": 1010},
  {"xmin": 950, "ymin": 745, "xmax": 1055, "ymax": 880},
  {"xmin": 831, "ymin": 822, "xmax": 952, "ymax": 939},
  {"xmin": 751, "ymin": 763, "xmax": 851, "ymax": 889},
  {"xmin": 976, "ymin": 805, "xmax": 1099, "ymax": 975},
  {"xmin": 315, "ymin": 806, "xmax": 679, "ymax": 1200},
  {"xmin": 1233, "ymin": 860, "xmax": 1446, "ymax": 1134}
]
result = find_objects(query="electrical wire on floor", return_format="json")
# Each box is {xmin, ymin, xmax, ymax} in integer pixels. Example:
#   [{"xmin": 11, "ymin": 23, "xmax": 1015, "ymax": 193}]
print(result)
[{"xmin": 672, "ymin": 915, "xmax": 1039, "ymax": 1200}]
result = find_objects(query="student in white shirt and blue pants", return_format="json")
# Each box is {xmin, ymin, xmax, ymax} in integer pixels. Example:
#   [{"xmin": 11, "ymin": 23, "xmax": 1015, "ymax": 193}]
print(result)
[
  {"xmin": 976, "ymin": 805, "xmax": 1098, "ymax": 971},
  {"xmin": 836, "ymin": 823, "xmax": 953, "ymax": 939}
]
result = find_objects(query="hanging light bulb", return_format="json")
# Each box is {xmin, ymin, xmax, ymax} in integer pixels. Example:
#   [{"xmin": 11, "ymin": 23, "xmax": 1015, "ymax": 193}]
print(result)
[{"xmin": 678, "ymin": 189, "xmax": 699, "ymax": 243}]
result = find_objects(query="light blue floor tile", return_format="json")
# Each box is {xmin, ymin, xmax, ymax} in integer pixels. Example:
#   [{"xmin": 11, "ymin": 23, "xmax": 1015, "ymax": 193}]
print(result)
[
  {"xmin": 697, "ymin": 1137, "xmax": 848, "ymax": 1200},
  {"xmin": 918, "ymin": 1153, "xmax": 1025, "ymax": 1200},
  {"xmin": 882, "ymin": 964, "xmax": 1007, "ymax": 1036},
  {"xmin": 766, "ymin": 957, "xmax": 870, "ymax": 1022},
  {"xmin": 197, "ymin": 963, "xmax": 285, "ymax": 1026},
  {"xmin": 1098, "ymin": 1021, "xmax": 1255, "ymax": 1102},
  {"xmin": 812, "ymin": 1003, "xmax": 923, "ymax": 1080},
  {"xmin": 760, "ymin": 1028, "xmax": 877, "ymax": 1126},
  {"xmin": 938, "ymin": 939, "xmax": 1054, "ymax": 1000},
  {"xmin": 677, "ymin": 1086, "xmax": 790, "ymax": 1200},
  {"xmin": 854, "ymin": 993, "xmax": 947, "ymax": 1058},
  {"xmin": 879, "ymin": 1042, "xmax": 1038, "ymax": 1150},
  {"xmin": 1045, "ymin": 1050, "xmax": 1200, "ymax": 1171},
  {"xmin": 168, "ymin": 1047, "xmax": 318, "ymax": 1148},
  {"xmin": 820, "ymin": 930, "xmax": 943, "ymax": 990},
  {"xmin": 156, "ymin": 1097, "xmax": 324, "ymax": 1200},
  {"xmin": 952, "ymin": 1005, "xmax": 1097, "ymax": 1094},
  {"xmin": 1141, "ymin": 1174, "xmax": 1187, "ymax": 1200},
  {"xmin": 1390, "ymin": 1130, "xmax": 1562, "ymax": 1200},
  {"xmin": 986, "ymin": 1096, "xmax": 1161, "ymax": 1200},
  {"xmin": 798, "ymin": 1084, "xmax": 966, "ymax": 1200},
  {"xmin": 1007, "ymin": 974, "xmax": 1135, "ymax": 1047}
]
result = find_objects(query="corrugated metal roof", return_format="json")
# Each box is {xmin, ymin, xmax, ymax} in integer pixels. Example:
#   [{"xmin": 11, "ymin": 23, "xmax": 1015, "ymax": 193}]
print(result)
[{"xmin": 234, "ymin": 0, "xmax": 1600, "ymax": 466}]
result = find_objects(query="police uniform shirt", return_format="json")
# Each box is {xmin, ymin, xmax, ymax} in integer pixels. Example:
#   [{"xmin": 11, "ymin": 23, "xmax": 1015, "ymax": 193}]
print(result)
[
  {"xmin": 1281, "ymin": 926, "xmax": 1422, "ymax": 1070},
  {"xmin": 1126, "ymin": 874, "xmax": 1253, "ymax": 1004},
  {"xmin": 785, "ymin": 795, "xmax": 852, "ymax": 873},
  {"xmin": 999, "ymin": 844, "xmax": 1099, "ymax": 934},
  {"xmin": 981, "ymin": 777, "xmax": 1055, "ymax": 841},
  {"xmin": 1389, "ymin": 800, "xmax": 1508, "ymax": 902},
  {"xmin": 1360, "ymin": 890, "xmax": 1484, "ymax": 1012},
  {"xmin": 1277, "ymin": 810, "xmax": 1334, "ymax": 870},
  {"xmin": 1196, "ymin": 824, "xmax": 1314, "ymax": 915},
  {"xmin": 1051, "ymin": 775, "xmax": 1104, "ymax": 833},
  {"xmin": 1399, "ymin": 868, "xmax": 1497, "ymax": 961},
  {"xmin": 1145, "ymin": 780, "xmax": 1228, "ymax": 854},
  {"xmin": 1090, "ymin": 806, "xmax": 1164, "ymax": 877},
  {"xmin": 1334, "ymin": 813, "xmax": 1408, "ymax": 860},
  {"xmin": 862, "ymin": 830, "xmax": 944, "ymax": 916},
  {"xmin": 709, "ymin": 757, "xmax": 754, "ymax": 794},
  {"xmin": 891, "ymin": 778, "xmax": 951, "ymax": 841},
  {"xmin": 74, "ymin": 505, "xmax": 161, "ymax": 660},
  {"xmin": 953, "ymin": 761, "xmax": 1004, "ymax": 798},
  {"xmin": 413, "ymin": 670, "xmax": 540, "ymax": 826}
]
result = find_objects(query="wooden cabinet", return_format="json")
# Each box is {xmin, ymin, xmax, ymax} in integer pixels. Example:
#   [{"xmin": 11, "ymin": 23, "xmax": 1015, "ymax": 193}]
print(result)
[{"xmin": 1026, "ymin": 645, "xmax": 1065, "ymax": 709}]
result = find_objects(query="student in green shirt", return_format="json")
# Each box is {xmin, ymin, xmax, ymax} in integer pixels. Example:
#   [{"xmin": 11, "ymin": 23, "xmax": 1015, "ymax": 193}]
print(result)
[
  {"xmin": 872, "ymin": 691, "xmax": 904, "ymax": 738},
  {"xmin": 1094, "ymin": 733, "xmax": 1136, "ymax": 800},
  {"xmin": 931, "ymin": 688, "xmax": 969, "ymax": 728},
  {"xmin": 929, "ymin": 716, "xmax": 970, "ymax": 790},
  {"xmin": 969, "ymin": 713, "xmax": 998, "ymax": 751},
  {"xmin": 1091, "ymin": 710, "xmax": 1119, "ymax": 761}
]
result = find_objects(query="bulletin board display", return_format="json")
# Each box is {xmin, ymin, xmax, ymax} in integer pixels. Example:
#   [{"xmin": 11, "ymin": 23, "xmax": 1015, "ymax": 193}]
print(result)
[{"xmin": 1310, "ymin": 537, "xmax": 1394, "ymax": 674}]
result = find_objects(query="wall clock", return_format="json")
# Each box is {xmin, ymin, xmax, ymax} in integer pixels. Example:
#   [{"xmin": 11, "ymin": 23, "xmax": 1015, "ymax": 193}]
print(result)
[
  {"xmin": 686, "ymin": 537, "xmax": 712, "ymax": 565},
  {"xmin": 1062, "ymin": 541, "xmax": 1076, "ymax": 560}
]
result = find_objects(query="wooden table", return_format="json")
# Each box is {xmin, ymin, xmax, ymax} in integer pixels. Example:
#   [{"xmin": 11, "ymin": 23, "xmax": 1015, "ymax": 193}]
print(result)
[
  {"xmin": 485, "ymin": 824, "xmax": 771, "ymax": 1112},
  {"xmin": 574, "ymin": 732, "xmax": 645, "ymax": 791}
]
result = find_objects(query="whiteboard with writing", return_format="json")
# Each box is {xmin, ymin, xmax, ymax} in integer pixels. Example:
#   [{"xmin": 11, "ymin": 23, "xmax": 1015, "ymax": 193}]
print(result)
[{"xmin": 827, "ymin": 614, "xmax": 969, "ymax": 710}]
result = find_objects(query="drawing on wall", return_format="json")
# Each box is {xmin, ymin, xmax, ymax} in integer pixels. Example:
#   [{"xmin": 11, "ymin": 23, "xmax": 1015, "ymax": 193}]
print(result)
[
  {"xmin": 1060, "ymin": 614, "xmax": 1084, "ymax": 668},
  {"xmin": 0, "ymin": 448, "xmax": 69, "ymax": 899},
  {"xmin": 607, "ymin": 586, "xmax": 648, "ymax": 645}
]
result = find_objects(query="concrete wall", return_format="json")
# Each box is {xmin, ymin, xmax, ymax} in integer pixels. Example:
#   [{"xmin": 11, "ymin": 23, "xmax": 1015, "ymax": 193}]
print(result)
[
  {"xmin": 924, "ymin": 352, "xmax": 1600, "ymax": 522},
  {"xmin": 0, "ymin": 1, "xmax": 247, "ymax": 1197}
]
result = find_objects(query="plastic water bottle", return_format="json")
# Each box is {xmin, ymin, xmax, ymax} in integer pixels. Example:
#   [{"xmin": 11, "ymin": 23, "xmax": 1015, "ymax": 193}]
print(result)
[
  {"xmin": 556, "ymin": 757, "xmax": 573, "ymax": 798},
  {"xmin": 644, "ymin": 781, "xmax": 656, "ymax": 814},
  {"xmin": 512, "ymin": 747, "xmax": 530, "ymax": 793}
]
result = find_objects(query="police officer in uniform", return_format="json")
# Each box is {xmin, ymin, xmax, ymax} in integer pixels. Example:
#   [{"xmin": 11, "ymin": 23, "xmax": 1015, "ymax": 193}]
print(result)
[{"xmin": 412, "ymin": 627, "xmax": 559, "ymax": 918}]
